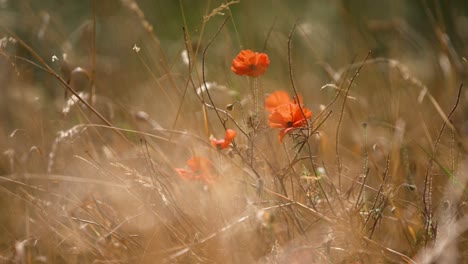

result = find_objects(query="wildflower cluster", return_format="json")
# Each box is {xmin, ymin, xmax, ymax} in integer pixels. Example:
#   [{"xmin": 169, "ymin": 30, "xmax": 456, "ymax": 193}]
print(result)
[{"xmin": 175, "ymin": 49, "xmax": 313, "ymax": 184}]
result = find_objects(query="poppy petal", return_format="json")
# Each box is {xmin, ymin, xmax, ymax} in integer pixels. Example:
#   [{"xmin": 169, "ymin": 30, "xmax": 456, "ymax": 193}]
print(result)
[
  {"xmin": 210, "ymin": 138, "xmax": 225, "ymax": 149},
  {"xmin": 294, "ymin": 107, "xmax": 312, "ymax": 127},
  {"xmin": 224, "ymin": 129, "xmax": 237, "ymax": 141},
  {"xmin": 265, "ymin": 91, "xmax": 291, "ymax": 112},
  {"xmin": 210, "ymin": 129, "xmax": 236, "ymax": 150},
  {"xmin": 278, "ymin": 127, "xmax": 295, "ymax": 143},
  {"xmin": 268, "ymin": 110, "xmax": 289, "ymax": 128},
  {"xmin": 175, "ymin": 168, "xmax": 196, "ymax": 180}
]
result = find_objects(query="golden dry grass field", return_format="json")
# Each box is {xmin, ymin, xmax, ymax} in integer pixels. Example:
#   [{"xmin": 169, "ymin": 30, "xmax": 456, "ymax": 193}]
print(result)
[{"xmin": 0, "ymin": 0, "xmax": 467, "ymax": 263}]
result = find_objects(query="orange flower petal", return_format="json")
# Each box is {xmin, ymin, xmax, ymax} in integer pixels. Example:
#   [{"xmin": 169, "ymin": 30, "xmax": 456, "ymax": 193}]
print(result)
[
  {"xmin": 292, "ymin": 105, "xmax": 312, "ymax": 127},
  {"xmin": 224, "ymin": 129, "xmax": 237, "ymax": 141},
  {"xmin": 278, "ymin": 127, "xmax": 295, "ymax": 143},
  {"xmin": 178, "ymin": 157, "xmax": 216, "ymax": 184},
  {"xmin": 175, "ymin": 168, "xmax": 196, "ymax": 180},
  {"xmin": 265, "ymin": 91, "xmax": 291, "ymax": 112},
  {"xmin": 210, "ymin": 138, "xmax": 224, "ymax": 149},
  {"xmin": 211, "ymin": 129, "xmax": 237, "ymax": 149},
  {"xmin": 268, "ymin": 104, "xmax": 294, "ymax": 128},
  {"xmin": 186, "ymin": 157, "xmax": 211, "ymax": 172}
]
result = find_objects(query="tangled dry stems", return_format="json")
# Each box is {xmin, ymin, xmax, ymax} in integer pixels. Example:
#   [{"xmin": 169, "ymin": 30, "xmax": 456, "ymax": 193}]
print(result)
[{"xmin": 0, "ymin": 1, "xmax": 467, "ymax": 263}]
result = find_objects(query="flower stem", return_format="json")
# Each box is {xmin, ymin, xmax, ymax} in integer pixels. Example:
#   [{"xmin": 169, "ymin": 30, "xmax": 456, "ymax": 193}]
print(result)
[{"xmin": 253, "ymin": 77, "xmax": 258, "ymax": 119}]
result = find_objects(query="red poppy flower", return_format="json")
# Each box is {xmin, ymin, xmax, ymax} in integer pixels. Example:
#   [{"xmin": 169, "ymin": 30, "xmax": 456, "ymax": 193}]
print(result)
[
  {"xmin": 175, "ymin": 156, "xmax": 215, "ymax": 184},
  {"xmin": 231, "ymin": 49, "xmax": 270, "ymax": 77},
  {"xmin": 210, "ymin": 129, "xmax": 237, "ymax": 149},
  {"xmin": 268, "ymin": 103, "xmax": 312, "ymax": 143}
]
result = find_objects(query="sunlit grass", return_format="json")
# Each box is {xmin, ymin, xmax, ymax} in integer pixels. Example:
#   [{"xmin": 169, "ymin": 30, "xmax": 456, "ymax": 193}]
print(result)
[{"xmin": 0, "ymin": 0, "xmax": 467, "ymax": 263}]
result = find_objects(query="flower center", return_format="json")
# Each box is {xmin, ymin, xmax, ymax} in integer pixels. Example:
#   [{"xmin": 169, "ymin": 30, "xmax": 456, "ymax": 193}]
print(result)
[{"xmin": 286, "ymin": 121, "xmax": 293, "ymax": 127}]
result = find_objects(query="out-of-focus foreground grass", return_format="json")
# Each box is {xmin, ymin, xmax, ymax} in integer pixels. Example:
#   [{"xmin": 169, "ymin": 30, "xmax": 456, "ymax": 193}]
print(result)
[{"xmin": 0, "ymin": 0, "xmax": 467, "ymax": 263}]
